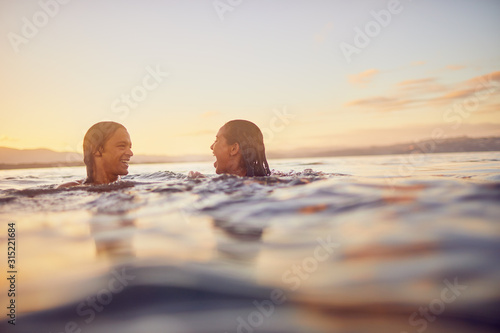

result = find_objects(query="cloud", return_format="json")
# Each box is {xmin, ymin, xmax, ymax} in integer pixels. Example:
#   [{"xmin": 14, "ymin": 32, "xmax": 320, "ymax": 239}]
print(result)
[
  {"xmin": 475, "ymin": 103, "xmax": 500, "ymax": 115},
  {"xmin": 398, "ymin": 78, "xmax": 436, "ymax": 86},
  {"xmin": 432, "ymin": 71, "xmax": 500, "ymax": 104},
  {"xmin": 397, "ymin": 77, "xmax": 447, "ymax": 94},
  {"xmin": 314, "ymin": 22, "xmax": 334, "ymax": 44},
  {"xmin": 348, "ymin": 69, "xmax": 379, "ymax": 86},
  {"xmin": 439, "ymin": 89, "xmax": 477, "ymax": 100},
  {"xmin": 446, "ymin": 64, "xmax": 466, "ymax": 71},
  {"xmin": 347, "ymin": 70, "xmax": 500, "ymax": 112},
  {"xmin": 411, "ymin": 61, "xmax": 426, "ymax": 66},
  {"xmin": 346, "ymin": 96, "xmax": 397, "ymax": 106},
  {"xmin": 346, "ymin": 96, "xmax": 415, "ymax": 111},
  {"xmin": 465, "ymin": 71, "xmax": 500, "ymax": 87}
]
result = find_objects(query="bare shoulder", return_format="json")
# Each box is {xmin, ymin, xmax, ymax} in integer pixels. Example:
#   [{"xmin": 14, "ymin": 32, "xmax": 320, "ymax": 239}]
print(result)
[{"xmin": 57, "ymin": 180, "xmax": 84, "ymax": 188}]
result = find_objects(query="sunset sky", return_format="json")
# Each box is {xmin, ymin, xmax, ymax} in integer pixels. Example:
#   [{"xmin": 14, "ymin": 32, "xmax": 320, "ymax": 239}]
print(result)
[{"xmin": 1, "ymin": 0, "xmax": 499, "ymax": 157}]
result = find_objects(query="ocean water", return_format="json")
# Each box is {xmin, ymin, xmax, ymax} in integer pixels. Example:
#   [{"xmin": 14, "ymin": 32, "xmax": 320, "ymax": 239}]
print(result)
[{"xmin": 1, "ymin": 152, "xmax": 500, "ymax": 333}]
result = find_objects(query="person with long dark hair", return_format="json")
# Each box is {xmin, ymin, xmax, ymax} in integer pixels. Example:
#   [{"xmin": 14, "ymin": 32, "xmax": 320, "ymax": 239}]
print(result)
[
  {"xmin": 189, "ymin": 119, "xmax": 271, "ymax": 177},
  {"xmin": 58, "ymin": 121, "xmax": 133, "ymax": 187},
  {"xmin": 210, "ymin": 119, "xmax": 271, "ymax": 177}
]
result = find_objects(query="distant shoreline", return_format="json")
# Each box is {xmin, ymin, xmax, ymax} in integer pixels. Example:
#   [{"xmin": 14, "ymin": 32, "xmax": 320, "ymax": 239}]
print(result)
[
  {"xmin": 0, "ymin": 161, "xmax": 193, "ymax": 171},
  {"xmin": 2, "ymin": 136, "xmax": 499, "ymax": 170},
  {"xmin": 1, "ymin": 149, "xmax": 499, "ymax": 171},
  {"xmin": 0, "ymin": 162, "xmax": 84, "ymax": 170}
]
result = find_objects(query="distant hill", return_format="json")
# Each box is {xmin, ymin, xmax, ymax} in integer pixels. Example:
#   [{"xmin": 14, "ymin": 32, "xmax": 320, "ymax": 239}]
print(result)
[
  {"xmin": 1, "ymin": 136, "xmax": 499, "ymax": 170},
  {"xmin": 0, "ymin": 147, "xmax": 210, "ymax": 170},
  {"xmin": 267, "ymin": 136, "xmax": 500, "ymax": 159},
  {"xmin": 0, "ymin": 147, "xmax": 82, "ymax": 165}
]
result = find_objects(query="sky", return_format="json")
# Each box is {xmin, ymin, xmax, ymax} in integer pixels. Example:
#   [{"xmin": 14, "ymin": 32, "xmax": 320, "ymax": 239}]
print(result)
[{"xmin": 1, "ymin": 0, "xmax": 499, "ymax": 157}]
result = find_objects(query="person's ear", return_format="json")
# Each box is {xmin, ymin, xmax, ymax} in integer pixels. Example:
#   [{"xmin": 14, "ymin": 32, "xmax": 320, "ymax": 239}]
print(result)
[
  {"xmin": 229, "ymin": 142, "xmax": 240, "ymax": 156},
  {"xmin": 94, "ymin": 148, "xmax": 103, "ymax": 157}
]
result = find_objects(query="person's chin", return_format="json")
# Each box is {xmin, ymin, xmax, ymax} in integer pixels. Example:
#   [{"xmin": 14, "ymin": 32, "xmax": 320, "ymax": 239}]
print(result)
[
  {"xmin": 117, "ymin": 167, "xmax": 129, "ymax": 175},
  {"xmin": 214, "ymin": 165, "xmax": 223, "ymax": 175}
]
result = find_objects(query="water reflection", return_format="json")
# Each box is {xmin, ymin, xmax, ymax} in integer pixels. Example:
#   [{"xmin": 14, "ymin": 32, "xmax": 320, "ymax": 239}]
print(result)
[
  {"xmin": 213, "ymin": 218, "xmax": 264, "ymax": 262},
  {"xmin": 0, "ymin": 154, "xmax": 499, "ymax": 333},
  {"xmin": 89, "ymin": 214, "xmax": 136, "ymax": 260}
]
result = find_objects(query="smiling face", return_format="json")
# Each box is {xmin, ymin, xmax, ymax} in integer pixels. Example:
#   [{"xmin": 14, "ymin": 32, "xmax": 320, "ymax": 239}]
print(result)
[
  {"xmin": 98, "ymin": 127, "xmax": 133, "ymax": 180},
  {"xmin": 210, "ymin": 126, "xmax": 232, "ymax": 174},
  {"xmin": 210, "ymin": 126, "xmax": 247, "ymax": 176}
]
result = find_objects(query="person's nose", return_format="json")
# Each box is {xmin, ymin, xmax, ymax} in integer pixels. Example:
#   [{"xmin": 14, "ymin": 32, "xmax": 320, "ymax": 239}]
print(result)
[
  {"xmin": 127, "ymin": 147, "xmax": 134, "ymax": 156},
  {"xmin": 210, "ymin": 143, "xmax": 214, "ymax": 150}
]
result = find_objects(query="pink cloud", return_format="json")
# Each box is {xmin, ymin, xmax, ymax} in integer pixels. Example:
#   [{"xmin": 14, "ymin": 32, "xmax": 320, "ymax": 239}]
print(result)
[
  {"xmin": 446, "ymin": 65, "xmax": 466, "ymax": 71},
  {"xmin": 347, "ymin": 70, "xmax": 500, "ymax": 112},
  {"xmin": 398, "ymin": 78, "xmax": 436, "ymax": 86},
  {"xmin": 411, "ymin": 61, "xmax": 426, "ymax": 66},
  {"xmin": 346, "ymin": 96, "xmax": 415, "ymax": 111},
  {"xmin": 466, "ymin": 71, "xmax": 500, "ymax": 86},
  {"xmin": 348, "ymin": 69, "xmax": 379, "ymax": 86}
]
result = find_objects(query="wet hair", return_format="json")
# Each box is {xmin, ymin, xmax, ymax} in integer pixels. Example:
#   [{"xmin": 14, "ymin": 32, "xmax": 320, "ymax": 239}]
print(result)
[
  {"xmin": 83, "ymin": 121, "xmax": 126, "ymax": 184},
  {"xmin": 222, "ymin": 120, "xmax": 271, "ymax": 177}
]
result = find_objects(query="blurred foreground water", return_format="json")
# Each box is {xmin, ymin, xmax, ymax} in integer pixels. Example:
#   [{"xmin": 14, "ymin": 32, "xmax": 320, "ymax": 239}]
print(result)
[{"xmin": 1, "ymin": 152, "xmax": 500, "ymax": 333}]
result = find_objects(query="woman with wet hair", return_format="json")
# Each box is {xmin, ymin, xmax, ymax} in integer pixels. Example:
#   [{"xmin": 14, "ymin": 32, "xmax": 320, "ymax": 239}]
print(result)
[
  {"xmin": 58, "ymin": 121, "xmax": 133, "ymax": 187},
  {"xmin": 207, "ymin": 119, "xmax": 271, "ymax": 177}
]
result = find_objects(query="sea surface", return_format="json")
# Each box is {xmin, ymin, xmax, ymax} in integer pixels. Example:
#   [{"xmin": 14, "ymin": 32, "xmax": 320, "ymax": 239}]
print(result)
[{"xmin": 1, "ymin": 152, "xmax": 499, "ymax": 333}]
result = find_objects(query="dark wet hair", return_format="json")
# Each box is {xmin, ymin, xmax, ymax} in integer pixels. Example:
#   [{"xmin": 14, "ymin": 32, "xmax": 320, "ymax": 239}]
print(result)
[
  {"xmin": 222, "ymin": 120, "xmax": 271, "ymax": 177},
  {"xmin": 83, "ymin": 121, "xmax": 126, "ymax": 184}
]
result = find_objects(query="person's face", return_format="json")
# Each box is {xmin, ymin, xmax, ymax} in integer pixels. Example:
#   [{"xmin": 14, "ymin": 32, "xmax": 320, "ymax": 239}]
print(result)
[
  {"xmin": 210, "ymin": 126, "xmax": 232, "ymax": 174},
  {"xmin": 99, "ymin": 128, "xmax": 133, "ymax": 177}
]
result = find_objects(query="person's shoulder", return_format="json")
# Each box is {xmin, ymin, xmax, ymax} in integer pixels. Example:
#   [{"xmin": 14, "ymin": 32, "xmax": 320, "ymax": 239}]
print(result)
[{"xmin": 57, "ymin": 180, "xmax": 84, "ymax": 188}]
